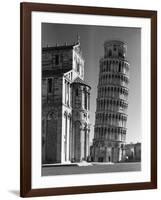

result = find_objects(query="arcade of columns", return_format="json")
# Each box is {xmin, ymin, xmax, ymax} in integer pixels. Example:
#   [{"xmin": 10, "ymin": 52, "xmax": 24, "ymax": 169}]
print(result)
[{"xmin": 91, "ymin": 40, "xmax": 130, "ymax": 163}]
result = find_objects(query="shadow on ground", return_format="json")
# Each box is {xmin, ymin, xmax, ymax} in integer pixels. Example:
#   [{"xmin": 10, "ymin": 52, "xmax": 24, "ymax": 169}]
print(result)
[{"xmin": 9, "ymin": 190, "xmax": 19, "ymax": 197}]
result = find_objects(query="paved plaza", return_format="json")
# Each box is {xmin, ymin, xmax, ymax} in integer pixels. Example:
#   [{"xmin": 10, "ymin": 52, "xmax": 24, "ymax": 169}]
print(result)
[{"xmin": 42, "ymin": 162, "xmax": 141, "ymax": 176}]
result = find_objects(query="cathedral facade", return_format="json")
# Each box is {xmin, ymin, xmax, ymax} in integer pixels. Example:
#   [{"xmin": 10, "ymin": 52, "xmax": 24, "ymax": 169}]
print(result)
[
  {"xmin": 91, "ymin": 40, "xmax": 130, "ymax": 163},
  {"xmin": 42, "ymin": 41, "xmax": 91, "ymax": 164}
]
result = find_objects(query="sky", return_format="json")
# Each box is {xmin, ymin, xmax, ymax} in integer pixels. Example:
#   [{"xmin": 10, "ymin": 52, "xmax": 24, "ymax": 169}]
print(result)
[{"xmin": 42, "ymin": 23, "xmax": 141, "ymax": 144}]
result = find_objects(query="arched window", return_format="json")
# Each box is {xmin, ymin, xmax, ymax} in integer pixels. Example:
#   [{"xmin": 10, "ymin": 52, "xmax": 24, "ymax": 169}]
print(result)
[
  {"xmin": 116, "ymin": 115, "xmax": 118, "ymax": 120},
  {"xmin": 107, "ymin": 99, "xmax": 109, "ymax": 106},
  {"xmin": 75, "ymin": 88, "xmax": 79, "ymax": 96},
  {"xmin": 55, "ymin": 55, "xmax": 59, "ymax": 65},
  {"xmin": 109, "ymin": 49, "xmax": 112, "ymax": 57},
  {"xmin": 119, "ymin": 62, "xmax": 121, "ymax": 72},
  {"xmin": 113, "ymin": 45, "xmax": 117, "ymax": 51},
  {"xmin": 110, "ymin": 99, "xmax": 112, "ymax": 105},
  {"xmin": 106, "ymin": 114, "xmax": 108, "ymax": 121},
  {"xmin": 102, "ymin": 114, "xmax": 104, "ymax": 123},
  {"xmin": 84, "ymin": 92, "xmax": 87, "ymax": 110},
  {"xmin": 118, "ymin": 115, "xmax": 121, "ymax": 120},
  {"xmin": 120, "ymin": 88, "xmax": 123, "ymax": 94},
  {"xmin": 119, "ymin": 51, "xmax": 122, "ymax": 57},
  {"xmin": 106, "ymin": 61, "xmax": 108, "ymax": 71},
  {"xmin": 48, "ymin": 78, "xmax": 52, "ymax": 93}
]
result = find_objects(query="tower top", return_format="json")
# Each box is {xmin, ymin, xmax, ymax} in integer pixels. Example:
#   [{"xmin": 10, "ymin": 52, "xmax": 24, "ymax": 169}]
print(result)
[
  {"xmin": 104, "ymin": 40, "xmax": 127, "ymax": 46},
  {"xmin": 104, "ymin": 40, "xmax": 127, "ymax": 58}
]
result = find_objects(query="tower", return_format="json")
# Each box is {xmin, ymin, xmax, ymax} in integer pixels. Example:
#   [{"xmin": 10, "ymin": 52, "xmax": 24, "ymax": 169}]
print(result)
[{"xmin": 91, "ymin": 40, "xmax": 130, "ymax": 162}]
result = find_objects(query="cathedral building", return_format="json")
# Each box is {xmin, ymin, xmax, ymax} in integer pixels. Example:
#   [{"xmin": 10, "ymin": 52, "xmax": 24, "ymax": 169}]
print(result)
[
  {"xmin": 42, "ymin": 40, "xmax": 91, "ymax": 164},
  {"xmin": 91, "ymin": 40, "xmax": 130, "ymax": 163}
]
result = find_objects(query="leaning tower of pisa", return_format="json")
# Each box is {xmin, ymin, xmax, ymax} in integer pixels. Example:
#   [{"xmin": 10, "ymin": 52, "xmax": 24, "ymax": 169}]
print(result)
[{"xmin": 91, "ymin": 40, "xmax": 130, "ymax": 163}]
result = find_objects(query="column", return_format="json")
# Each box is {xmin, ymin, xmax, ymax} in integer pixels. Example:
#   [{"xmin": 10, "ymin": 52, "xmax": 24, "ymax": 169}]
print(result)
[
  {"xmin": 105, "ymin": 147, "xmax": 108, "ymax": 162},
  {"xmin": 86, "ymin": 91, "xmax": 88, "ymax": 110},
  {"xmin": 105, "ymin": 99, "xmax": 107, "ymax": 110},
  {"xmin": 68, "ymin": 116, "xmax": 72, "ymax": 161},
  {"xmin": 66, "ymin": 115, "xmax": 70, "ymax": 162},
  {"xmin": 68, "ymin": 84, "xmax": 70, "ymax": 106},
  {"xmin": 64, "ymin": 80, "xmax": 66, "ymax": 104},
  {"xmin": 67, "ymin": 82, "xmax": 69, "ymax": 106},
  {"xmin": 71, "ymin": 121, "xmax": 75, "ymax": 161},
  {"xmin": 63, "ymin": 114, "xmax": 67, "ymax": 162},
  {"xmin": 121, "ymin": 144, "xmax": 126, "ymax": 161},
  {"xmin": 80, "ymin": 125, "xmax": 85, "ymax": 161},
  {"xmin": 82, "ymin": 88, "xmax": 84, "ymax": 109},
  {"xmin": 86, "ymin": 129, "xmax": 90, "ymax": 158},
  {"xmin": 84, "ymin": 128, "xmax": 87, "ymax": 160},
  {"xmin": 118, "ymin": 147, "xmax": 122, "ymax": 161}
]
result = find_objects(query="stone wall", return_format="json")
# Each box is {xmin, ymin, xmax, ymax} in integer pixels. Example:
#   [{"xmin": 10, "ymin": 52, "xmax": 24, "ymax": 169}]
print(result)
[{"xmin": 42, "ymin": 43, "xmax": 91, "ymax": 164}]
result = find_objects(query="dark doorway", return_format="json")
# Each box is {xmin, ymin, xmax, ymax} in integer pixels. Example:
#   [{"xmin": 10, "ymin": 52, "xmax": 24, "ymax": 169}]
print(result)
[
  {"xmin": 98, "ymin": 157, "xmax": 104, "ymax": 162},
  {"xmin": 108, "ymin": 156, "xmax": 111, "ymax": 162}
]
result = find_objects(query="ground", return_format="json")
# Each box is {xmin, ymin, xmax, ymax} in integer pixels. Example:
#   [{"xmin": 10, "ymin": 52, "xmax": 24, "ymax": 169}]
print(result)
[{"xmin": 42, "ymin": 162, "xmax": 141, "ymax": 176}]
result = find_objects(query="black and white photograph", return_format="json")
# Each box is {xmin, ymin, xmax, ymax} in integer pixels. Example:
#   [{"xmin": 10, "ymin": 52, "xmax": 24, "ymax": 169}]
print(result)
[
  {"xmin": 20, "ymin": 2, "xmax": 157, "ymax": 197},
  {"xmin": 41, "ymin": 23, "xmax": 141, "ymax": 176}
]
